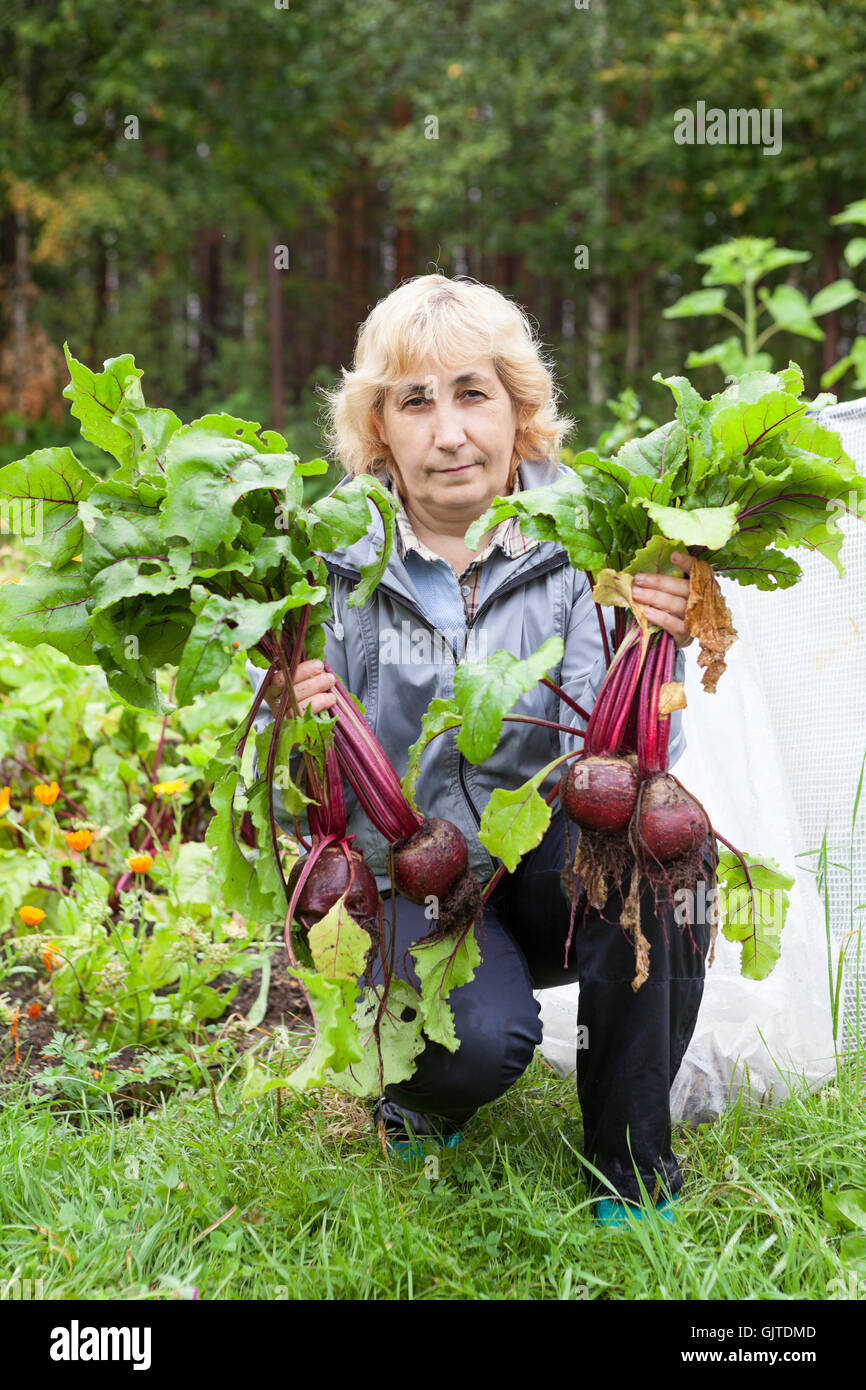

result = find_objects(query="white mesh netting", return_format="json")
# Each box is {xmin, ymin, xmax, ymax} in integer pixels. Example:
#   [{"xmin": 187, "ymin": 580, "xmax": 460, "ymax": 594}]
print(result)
[{"xmin": 537, "ymin": 397, "xmax": 866, "ymax": 1122}]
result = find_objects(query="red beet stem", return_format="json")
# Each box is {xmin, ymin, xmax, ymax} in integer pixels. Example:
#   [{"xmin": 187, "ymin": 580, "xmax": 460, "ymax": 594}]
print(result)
[
  {"xmin": 585, "ymin": 573, "xmax": 611, "ymax": 667},
  {"xmin": 307, "ymin": 745, "xmax": 347, "ymax": 840},
  {"xmin": 597, "ymin": 637, "xmax": 640, "ymax": 752},
  {"xmin": 657, "ymin": 635, "xmax": 677, "ymax": 771},
  {"xmin": 637, "ymin": 634, "xmax": 664, "ymax": 777},
  {"xmin": 325, "ymin": 667, "xmax": 421, "ymax": 842},
  {"xmin": 333, "ymin": 725, "xmax": 413, "ymax": 843},
  {"xmin": 540, "ymin": 677, "xmax": 592, "ymax": 723},
  {"xmin": 587, "ymin": 627, "xmax": 641, "ymax": 755}
]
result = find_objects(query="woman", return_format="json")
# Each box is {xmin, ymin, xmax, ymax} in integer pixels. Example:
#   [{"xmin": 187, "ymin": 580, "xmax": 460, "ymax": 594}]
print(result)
[{"xmin": 248, "ymin": 274, "xmax": 714, "ymax": 1223}]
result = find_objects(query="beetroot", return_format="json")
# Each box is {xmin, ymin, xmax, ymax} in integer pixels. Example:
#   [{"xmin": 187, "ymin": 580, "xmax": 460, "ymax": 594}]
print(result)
[
  {"xmin": 561, "ymin": 754, "xmax": 639, "ymax": 834},
  {"xmin": 287, "ymin": 844, "xmax": 381, "ymax": 929},
  {"xmin": 391, "ymin": 817, "xmax": 469, "ymax": 904},
  {"xmin": 636, "ymin": 774, "xmax": 709, "ymax": 864}
]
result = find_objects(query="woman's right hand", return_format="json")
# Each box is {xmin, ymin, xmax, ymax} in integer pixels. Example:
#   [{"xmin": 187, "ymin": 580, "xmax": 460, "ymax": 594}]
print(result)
[{"xmin": 263, "ymin": 658, "xmax": 338, "ymax": 718}]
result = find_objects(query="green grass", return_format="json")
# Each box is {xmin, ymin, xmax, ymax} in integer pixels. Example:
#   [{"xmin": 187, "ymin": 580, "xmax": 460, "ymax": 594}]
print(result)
[{"xmin": 1, "ymin": 1036, "xmax": 864, "ymax": 1301}]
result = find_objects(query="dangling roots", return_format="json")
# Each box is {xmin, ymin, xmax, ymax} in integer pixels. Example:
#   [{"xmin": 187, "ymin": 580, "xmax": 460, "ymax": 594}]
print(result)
[
  {"xmin": 620, "ymin": 860, "xmax": 650, "ymax": 993},
  {"xmin": 561, "ymin": 772, "xmax": 719, "ymax": 991},
  {"xmin": 630, "ymin": 774, "xmax": 717, "ymax": 937},
  {"xmin": 416, "ymin": 869, "xmax": 484, "ymax": 944},
  {"xmin": 571, "ymin": 827, "xmax": 634, "ymax": 913}
]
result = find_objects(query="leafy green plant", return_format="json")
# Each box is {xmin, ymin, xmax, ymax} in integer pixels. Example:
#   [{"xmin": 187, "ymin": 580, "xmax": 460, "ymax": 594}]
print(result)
[
  {"xmin": 3, "ymin": 877, "xmax": 263, "ymax": 1047},
  {"xmin": 592, "ymin": 388, "xmax": 658, "ymax": 460},
  {"xmin": 663, "ymin": 237, "xmax": 860, "ymax": 382},
  {"xmin": 820, "ymin": 199, "xmax": 866, "ymax": 391},
  {"xmin": 459, "ymin": 361, "xmax": 866, "ymax": 982},
  {"xmin": 23, "ymin": 1032, "xmax": 206, "ymax": 1114},
  {"xmin": 0, "ymin": 348, "xmax": 499, "ymax": 1098}
]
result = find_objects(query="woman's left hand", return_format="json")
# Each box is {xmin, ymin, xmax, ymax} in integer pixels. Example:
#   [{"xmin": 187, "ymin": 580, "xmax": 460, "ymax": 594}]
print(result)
[{"xmin": 631, "ymin": 550, "xmax": 694, "ymax": 650}]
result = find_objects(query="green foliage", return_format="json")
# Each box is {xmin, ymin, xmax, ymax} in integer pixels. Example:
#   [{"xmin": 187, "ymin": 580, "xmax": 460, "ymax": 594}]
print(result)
[
  {"xmin": 409, "ymin": 922, "xmax": 482, "ymax": 1053},
  {"xmin": 401, "ymin": 638, "xmax": 564, "ymax": 809},
  {"xmin": 325, "ymin": 978, "xmax": 427, "ymax": 1098},
  {"xmin": 717, "ymin": 850, "xmax": 795, "ymax": 982},
  {"xmin": 820, "ymin": 199, "xmax": 866, "ymax": 391},
  {"xmin": 452, "ymin": 637, "xmax": 564, "ymax": 763},
  {"xmin": 468, "ymin": 362, "xmax": 866, "ymax": 590},
  {"xmin": 662, "ymin": 237, "xmax": 849, "ymax": 381},
  {"xmin": 478, "ymin": 761, "xmax": 557, "ymax": 873}
]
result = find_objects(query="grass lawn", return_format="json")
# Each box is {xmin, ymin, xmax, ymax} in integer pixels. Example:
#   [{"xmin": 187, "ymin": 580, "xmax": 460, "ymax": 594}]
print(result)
[{"xmin": 1, "ymin": 1032, "xmax": 864, "ymax": 1302}]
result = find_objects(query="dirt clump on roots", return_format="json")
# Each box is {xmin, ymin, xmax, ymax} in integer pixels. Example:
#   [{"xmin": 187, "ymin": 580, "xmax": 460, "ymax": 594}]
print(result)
[
  {"xmin": 419, "ymin": 869, "xmax": 484, "ymax": 943},
  {"xmin": 632, "ymin": 774, "xmax": 715, "ymax": 926}
]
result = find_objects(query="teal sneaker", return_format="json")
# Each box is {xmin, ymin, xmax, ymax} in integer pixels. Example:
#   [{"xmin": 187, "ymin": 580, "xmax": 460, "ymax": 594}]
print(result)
[
  {"xmin": 594, "ymin": 1194, "xmax": 679, "ymax": 1228},
  {"xmin": 386, "ymin": 1131, "xmax": 463, "ymax": 1160}
]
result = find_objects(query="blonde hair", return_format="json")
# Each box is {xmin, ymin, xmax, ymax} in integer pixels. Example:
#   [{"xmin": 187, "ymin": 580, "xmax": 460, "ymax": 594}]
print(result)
[{"xmin": 319, "ymin": 274, "xmax": 575, "ymax": 481}]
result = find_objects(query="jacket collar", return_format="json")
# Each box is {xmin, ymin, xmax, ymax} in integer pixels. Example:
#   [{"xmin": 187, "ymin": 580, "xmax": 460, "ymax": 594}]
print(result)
[{"xmin": 321, "ymin": 456, "xmax": 569, "ymax": 598}]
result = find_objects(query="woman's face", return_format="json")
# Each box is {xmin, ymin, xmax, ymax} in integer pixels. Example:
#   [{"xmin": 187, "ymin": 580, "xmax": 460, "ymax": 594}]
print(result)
[{"xmin": 371, "ymin": 356, "xmax": 517, "ymax": 523}]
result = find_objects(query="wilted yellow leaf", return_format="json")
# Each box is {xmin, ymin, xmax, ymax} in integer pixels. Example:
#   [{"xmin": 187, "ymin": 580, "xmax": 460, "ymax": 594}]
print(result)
[
  {"xmin": 684, "ymin": 559, "xmax": 738, "ymax": 693},
  {"xmin": 659, "ymin": 681, "xmax": 687, "ymax": 715}
]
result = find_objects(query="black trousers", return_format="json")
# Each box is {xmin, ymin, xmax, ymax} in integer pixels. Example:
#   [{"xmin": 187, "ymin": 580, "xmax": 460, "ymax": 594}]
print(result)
[{"xmin": 373, "ymin": 809, "xmax": 715, "ymax": 1204}]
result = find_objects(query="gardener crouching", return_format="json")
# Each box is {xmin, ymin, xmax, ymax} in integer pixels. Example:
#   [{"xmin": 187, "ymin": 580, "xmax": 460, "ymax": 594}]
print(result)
[{"xmin": 250, "ymin": 273, "xmax": 714, "ymax": 1224}]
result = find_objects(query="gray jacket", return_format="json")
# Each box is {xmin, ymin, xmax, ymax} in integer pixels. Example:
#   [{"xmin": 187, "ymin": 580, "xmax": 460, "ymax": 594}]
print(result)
[{"xmin": 246, "ymin": 456, "xmax": 685, "ymax": 891}]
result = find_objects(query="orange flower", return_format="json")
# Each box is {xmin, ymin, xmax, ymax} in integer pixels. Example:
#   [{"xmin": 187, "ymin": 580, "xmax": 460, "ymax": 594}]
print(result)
[
  {"xmin": 0, "ymin": 786, "xmax": 10, "ymax": 814},
  {"xmin": 28, "ymin": 1001, "xmax": 41, "ymax": 1019},
  {"xmin": 18, "ymin": 905, "xmax": 46, "ymax": 927},
  {"xmin": 34, "ymin": 781, "xmax": 60, "ymax": 806},
  {"xmin": 65, "ymin": 829, "xmax": 94, "ymax": 852},
  {"xmin": 42, "ymin": 944, "xmax": 61, "ymax": 972},
  {"xmin": 9, "ymin": 1009, "xmax": 19, "ymax": 1039},
  {"xmin": 128, "ymin": 853, "xmax": 153, "ymax": 874}
]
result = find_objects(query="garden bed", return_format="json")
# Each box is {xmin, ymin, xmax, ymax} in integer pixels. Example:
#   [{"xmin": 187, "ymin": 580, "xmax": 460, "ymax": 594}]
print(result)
[{"xmin": 0, "ymin": 945, "xmax": 312, "ymax": 1107}]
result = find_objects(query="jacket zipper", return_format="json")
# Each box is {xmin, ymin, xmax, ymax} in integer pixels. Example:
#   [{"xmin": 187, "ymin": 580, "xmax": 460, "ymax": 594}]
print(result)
[
  {"xmin": 456, "ymin": 552, "xmax": 571, "ymax": 828},
  {"xmin": 324, "ymin": 550, "xmax": 570, "ymax": 641},
  {"xmin": 325, "ymin": 551, "xmax": 572, "ymax": 835}
]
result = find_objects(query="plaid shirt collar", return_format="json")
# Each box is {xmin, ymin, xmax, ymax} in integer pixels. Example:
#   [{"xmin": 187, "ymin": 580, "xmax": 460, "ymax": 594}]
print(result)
[{"xmin": 392, "ymin": 472, "xmax": 535, "ymax": 578}]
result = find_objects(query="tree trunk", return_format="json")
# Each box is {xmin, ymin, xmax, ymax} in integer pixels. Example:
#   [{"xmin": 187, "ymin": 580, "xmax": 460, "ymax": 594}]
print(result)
[
  {"xmin": 391, "ymin": 95, "xmax": 417, "ymax": 283},
  {"xmin": 11, "ymin": 203, "xmax": 31, "ymax": 445},
  {"xmin": 325, "ymin": 211, "xmax": 342, "ymax": 364},
  {"xmin": 587, "ymin": 0, "xmax": 609, "ymax": 409},
  {"xmin": 625, "ymin": 271, "xmax": 642, "ymax": 379},
  {"xmin": 493, "ymin": 251, "xmax": 520, "ymax": 292},
  {"xmin": 269, "ymin": 235, "xmax": 284, "ymax": 433},
  {"xmin": 244, "ymin": 239, "xmax": 259, "ymax": 341},
  {"xmin": 90, "ymin": 234, "xmax": 108, "ymax": 366},
  {"xmin": 395, "ymin": 209, "xmax": 417, "ymax": 284},
  {"xmin": 199, "ymin": 227, "xmax": 223, "ymax": 382}
]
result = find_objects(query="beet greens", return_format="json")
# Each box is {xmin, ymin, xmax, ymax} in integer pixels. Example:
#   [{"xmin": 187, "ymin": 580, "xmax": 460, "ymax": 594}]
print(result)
[{"xmin": 463, "ymin": 362, "xmax": 866, "ymax": 984}]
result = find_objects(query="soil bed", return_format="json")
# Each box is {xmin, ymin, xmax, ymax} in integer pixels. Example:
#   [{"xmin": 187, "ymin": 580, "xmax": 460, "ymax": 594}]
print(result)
[{"xmin": 0, "ymin": 945, "xmax": 312, "ymax": 1105}]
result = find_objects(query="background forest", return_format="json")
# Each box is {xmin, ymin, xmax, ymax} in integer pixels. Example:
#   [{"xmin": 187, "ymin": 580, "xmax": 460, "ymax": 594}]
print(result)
[{"xmin": 3, "ymin": 0, "xmax": 866, "ymax": 475}]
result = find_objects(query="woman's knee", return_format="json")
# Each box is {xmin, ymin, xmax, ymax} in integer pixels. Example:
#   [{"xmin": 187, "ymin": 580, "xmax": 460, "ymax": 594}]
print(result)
[{"xmin": 394, "ymin": 997, "xmax": 542, "ymax": 1115}]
